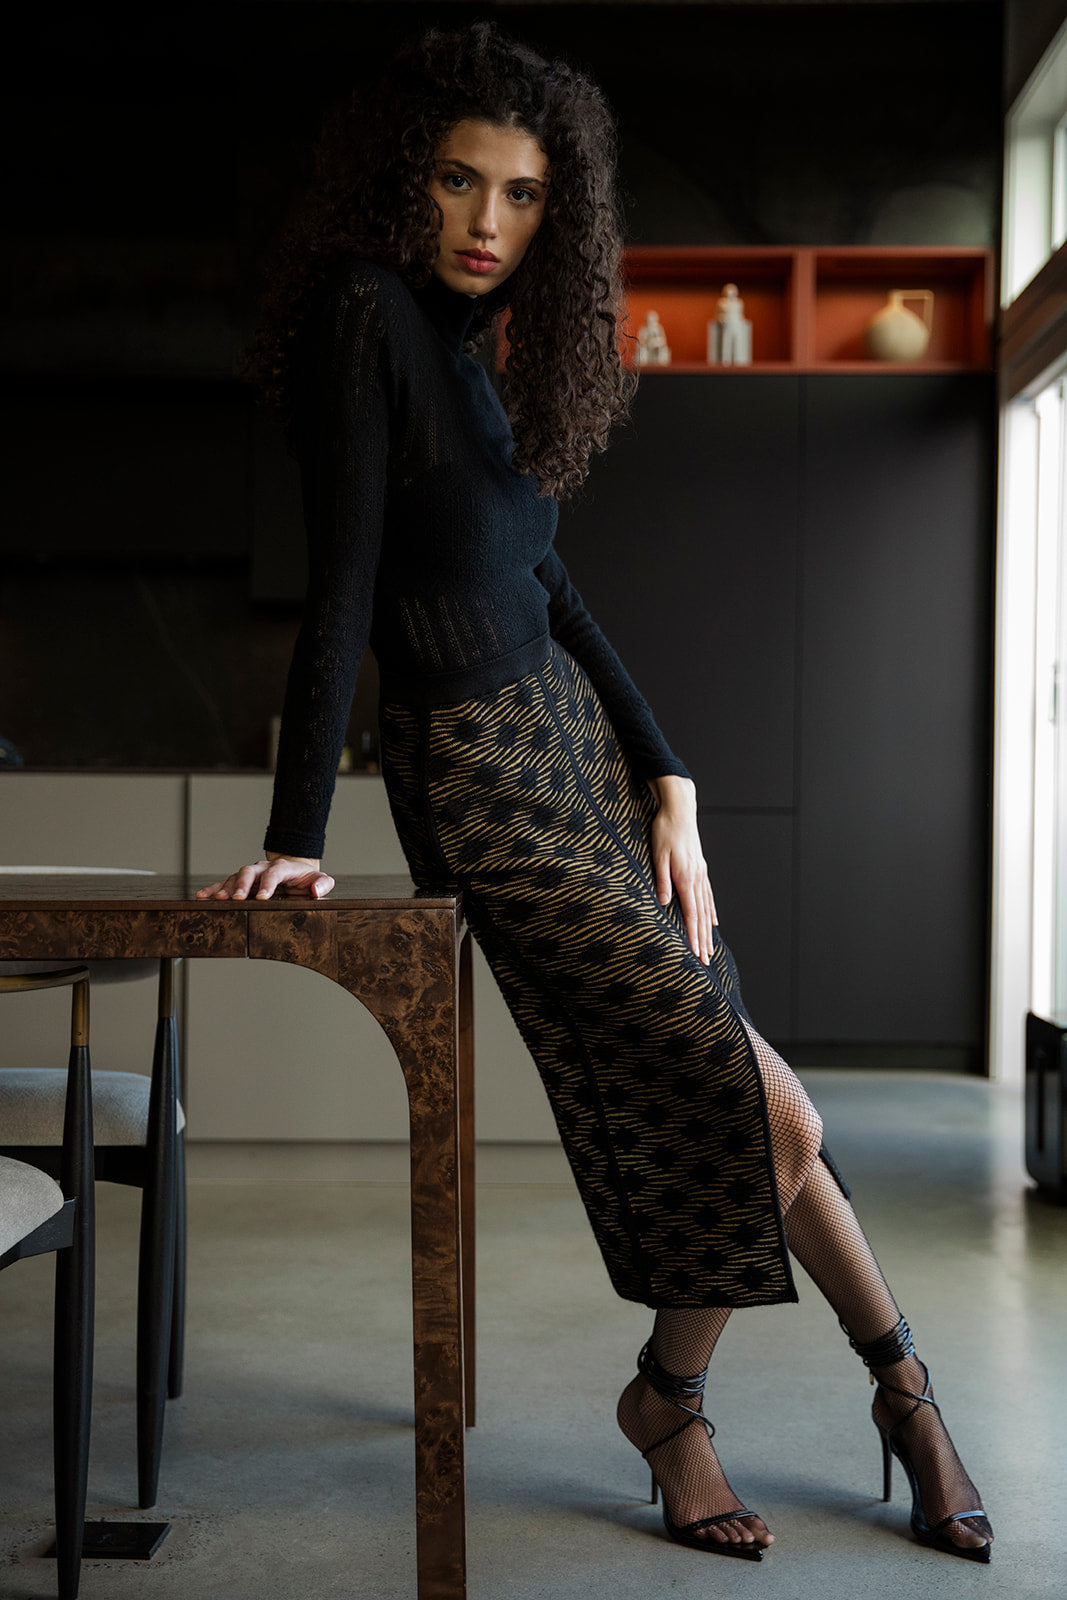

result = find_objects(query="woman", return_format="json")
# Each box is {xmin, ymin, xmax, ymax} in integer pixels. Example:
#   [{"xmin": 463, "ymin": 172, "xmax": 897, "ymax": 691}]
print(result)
[{"xmin": 198, "ymin": 21, "xmax": 991, "ymax": 1562}]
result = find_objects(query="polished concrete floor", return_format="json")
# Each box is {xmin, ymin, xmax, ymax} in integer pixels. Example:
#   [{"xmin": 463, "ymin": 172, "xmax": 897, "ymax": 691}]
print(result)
[{"xmin": 2, "ymin": 1071, "xmax": 1065, "ymax": 1600}]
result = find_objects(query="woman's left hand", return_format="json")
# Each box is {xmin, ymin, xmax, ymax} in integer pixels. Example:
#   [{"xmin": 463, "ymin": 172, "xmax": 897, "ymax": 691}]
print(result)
[{"xmin": 648, "ymin": 775, "xmax": 718, "ymax": 965}]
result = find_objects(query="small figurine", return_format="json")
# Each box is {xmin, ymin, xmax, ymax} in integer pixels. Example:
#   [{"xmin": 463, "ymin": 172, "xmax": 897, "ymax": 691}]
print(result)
[
  {"xmin": 707, "ymin": 283, "xmax": 753, "ymax": 366},
  {"xmin": 636, "ymin": 309, "xmax": 671, "ymax": 366}
]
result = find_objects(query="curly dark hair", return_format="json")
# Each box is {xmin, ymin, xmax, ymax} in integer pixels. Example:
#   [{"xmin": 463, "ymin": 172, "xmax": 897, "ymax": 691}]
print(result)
[{"xmin": 242, "ymin": 20, "xmax": 636, "ymax": 499}]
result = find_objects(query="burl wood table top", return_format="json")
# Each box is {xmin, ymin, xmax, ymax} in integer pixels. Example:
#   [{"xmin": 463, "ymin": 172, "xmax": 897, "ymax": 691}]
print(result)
[{"xmin": 0, "ymin": 874, "xmax": 459, "ymax": 910}]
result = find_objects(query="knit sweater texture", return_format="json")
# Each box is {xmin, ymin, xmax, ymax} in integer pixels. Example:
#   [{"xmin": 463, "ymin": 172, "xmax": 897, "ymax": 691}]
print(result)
[{"xmin": 264, "ymin": 257, "xmax": 690, "ymax": 860}]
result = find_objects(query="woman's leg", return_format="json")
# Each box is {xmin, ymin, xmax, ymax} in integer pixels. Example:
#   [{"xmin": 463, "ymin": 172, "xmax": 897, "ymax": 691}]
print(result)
[
  {"xmin": 621, "ymin": 1025, "xmax": 989, "ymax": 1552},
  {"xmin": 617, "ymin": 1023, "xmax": 823, "ymax": 1547},
  {"xmin": 783, "ymin": 1152, "xmax": 992, "ymax": 1550}
]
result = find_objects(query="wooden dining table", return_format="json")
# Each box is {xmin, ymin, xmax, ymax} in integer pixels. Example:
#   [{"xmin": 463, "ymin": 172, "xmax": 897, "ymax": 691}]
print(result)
[{"xmin": 0, "ymin": 871, "xmax": 475, "ymax": 1600}]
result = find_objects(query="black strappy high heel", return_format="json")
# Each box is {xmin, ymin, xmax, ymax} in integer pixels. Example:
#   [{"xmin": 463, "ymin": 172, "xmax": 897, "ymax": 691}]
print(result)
[
  {"xmin": 844, "ymin": 1316, "xmax": 992, "ymax": 1563},
  {"xmin": 622, "ymin": 1342, "xmax": 766, "ymax": 1560}
]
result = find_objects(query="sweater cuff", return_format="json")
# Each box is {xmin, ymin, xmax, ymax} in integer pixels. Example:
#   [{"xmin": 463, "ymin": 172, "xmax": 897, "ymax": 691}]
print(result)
[
  {"xmin": 263, "ymin": 828, "xmax": 326, "ymax": 861},
  {"xmin": 632, "ymin": 754, "xmax": 693, "ymax": 784}
]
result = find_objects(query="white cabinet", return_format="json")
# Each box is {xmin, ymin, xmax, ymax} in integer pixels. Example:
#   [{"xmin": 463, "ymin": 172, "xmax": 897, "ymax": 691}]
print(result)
[{"xmin": 0, "ymin": 774, "xmax": 184, "ymax": 1077}]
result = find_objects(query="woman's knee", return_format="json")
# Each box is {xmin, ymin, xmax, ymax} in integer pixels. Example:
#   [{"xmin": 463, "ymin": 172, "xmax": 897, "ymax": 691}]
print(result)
[{"xmin": 745, "ymin": 1027, "xmax": 824, "ymax": 1160}]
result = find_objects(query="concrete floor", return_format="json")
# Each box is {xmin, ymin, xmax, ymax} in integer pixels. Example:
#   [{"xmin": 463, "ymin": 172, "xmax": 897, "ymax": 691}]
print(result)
[{"xmin": 1, "ymin": 1071, "xmax": 1065, "ymax": 1600}]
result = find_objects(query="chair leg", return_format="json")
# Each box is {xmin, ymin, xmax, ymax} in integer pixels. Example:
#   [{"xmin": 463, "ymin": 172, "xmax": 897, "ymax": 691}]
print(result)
[
  {"xmin": 137, "ymin": 973, "xmax": 178, "ymax": 1510},
  {"xmin": 167, "ymin": 1129, "xmax": 186, "ymax": 1400},
  {"xmin": 54, "ymin": 1003, "xmax": 94, "ymax": 1600}
]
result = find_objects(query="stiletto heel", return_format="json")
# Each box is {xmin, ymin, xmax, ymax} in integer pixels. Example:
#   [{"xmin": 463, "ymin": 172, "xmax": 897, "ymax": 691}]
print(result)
[
  {"xmin": 878, "ymin": 1423, "xmax": 892, "ymax": 1502},
  {"xmin": 620, "ymin": 1343, "xmax": 766, "ymax": 1560},
  {"xmin": 844, "ymin": 1317, "xmax": 992, "ymax": 1563}
]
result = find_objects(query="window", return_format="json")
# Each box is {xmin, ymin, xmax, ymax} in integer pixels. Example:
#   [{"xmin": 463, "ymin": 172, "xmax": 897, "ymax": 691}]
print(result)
[{"xmin": 1003, "ymin": 20, "xmax": 1067, "ymax": 303}]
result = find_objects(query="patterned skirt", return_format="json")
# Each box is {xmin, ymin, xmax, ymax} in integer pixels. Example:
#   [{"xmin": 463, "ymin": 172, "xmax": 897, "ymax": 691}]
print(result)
[{"xmin": 378, "ymin": 642, "xmax": 797, "ymax": 1309}]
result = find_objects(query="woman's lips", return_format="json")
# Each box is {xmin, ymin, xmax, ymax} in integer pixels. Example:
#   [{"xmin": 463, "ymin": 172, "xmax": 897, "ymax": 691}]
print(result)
[{"xmin": 454, "ymin": 251, "xmax": 499, "ymax": 275}]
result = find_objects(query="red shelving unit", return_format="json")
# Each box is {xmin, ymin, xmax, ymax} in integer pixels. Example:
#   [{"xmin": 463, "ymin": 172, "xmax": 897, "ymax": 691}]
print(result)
[
  {"xmin": 621, "ymin": 246, "xmax": 798, "ymax": 366},
  {"xmin": 810, "ymin": 247, "xmax": 992, "ymax": 368},
  {"xmin": 620, "ymin": 244, "xmax": 994, "ymax": 373}
]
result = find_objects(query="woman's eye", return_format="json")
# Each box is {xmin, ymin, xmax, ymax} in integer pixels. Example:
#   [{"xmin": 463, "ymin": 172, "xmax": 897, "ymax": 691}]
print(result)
[{"xmin": 439, "ymin": 173, "xmax": 537, "ymax": 204}]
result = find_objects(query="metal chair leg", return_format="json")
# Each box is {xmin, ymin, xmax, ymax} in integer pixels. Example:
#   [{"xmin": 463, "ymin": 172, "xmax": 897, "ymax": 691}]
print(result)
[
  {"xmin": 167, "ymin": 1127, "xmax": 186, "ymax": 1401},
  {"xmin": 54, "ymin": 976, "xmax": 94, "ymax": 1600},
  {"xmin": 136, "ymin": 962, "xmax": 177, "ymax": 1510}
]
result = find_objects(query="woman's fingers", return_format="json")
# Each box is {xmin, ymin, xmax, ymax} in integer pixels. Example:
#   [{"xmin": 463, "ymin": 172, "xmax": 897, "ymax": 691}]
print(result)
[
  {"xmin": 230, "ymin": 864, "xmax": 266, "ymax": 900},
  {"xmin": 699, "ymin": 879, "xmax": 711, "ymax": 965},
  {"xmin": 256, "ymin": 867, "xmax": 336, "ymax": 900},
  {"xmin": 674, "ymin": 870, "xmax": 704, "ymax": 964},
  {"xmin": 196, "ymin": 859, "xmax": 335, "ymax": 903},
  {"xmin": 670, "ymin": 862, "xmax": 716, "ymax": 965}
]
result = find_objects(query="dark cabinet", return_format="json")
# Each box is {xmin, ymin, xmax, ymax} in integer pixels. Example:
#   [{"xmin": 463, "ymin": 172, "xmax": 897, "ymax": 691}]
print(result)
[
  {"xmin": 557, "ymin": 373, "xmax": 994, "ymax": 1061},
  {"xmin": 557, "ymin": 376, "xmax": 800, "ymax": 811}
]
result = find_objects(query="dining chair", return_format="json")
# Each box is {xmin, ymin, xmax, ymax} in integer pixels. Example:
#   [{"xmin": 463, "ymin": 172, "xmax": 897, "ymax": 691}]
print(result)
[
  {"xmin": 0, "ymin": 867, "xmax": 185, "ymax": 1510},
  {"xmin": 0, "ymin": 964, "xmax": 94, "ymax": 1600}
]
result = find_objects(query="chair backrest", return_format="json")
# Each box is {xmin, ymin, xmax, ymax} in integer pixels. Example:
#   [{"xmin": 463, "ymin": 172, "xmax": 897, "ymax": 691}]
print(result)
[{"xmin": 0, "ymin": 965, "xmax": 92, "ymax": 1265}]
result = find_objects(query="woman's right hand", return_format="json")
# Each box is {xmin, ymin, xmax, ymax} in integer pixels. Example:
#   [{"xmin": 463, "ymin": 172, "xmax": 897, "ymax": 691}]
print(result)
[{"xmin": 195, "ymin": 853, "xmax": 336, "ymax": 902}]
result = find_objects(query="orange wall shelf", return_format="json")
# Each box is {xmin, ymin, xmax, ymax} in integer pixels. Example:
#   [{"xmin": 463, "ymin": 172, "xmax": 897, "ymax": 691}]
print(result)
[{"xmin": 618, "ymin": 245, "xmax": 994, "ymax": 373}]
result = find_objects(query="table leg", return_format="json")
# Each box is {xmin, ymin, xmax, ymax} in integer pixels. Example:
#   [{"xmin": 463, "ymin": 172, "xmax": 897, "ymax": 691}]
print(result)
[
  {"xmin": 254, "ymin": 904, "xmax": 469, "ymax": 1600},
  {"xmin": 458, "ymin": 929, "xmax": 475, "ymax": 1428},
  {"xmin": 324, "ymin": 906, "xmax": 468, "ymax": 1600},
  {"xmin": 406, "ymin": 1051, "xmax": 467, "ymax": 1599}
]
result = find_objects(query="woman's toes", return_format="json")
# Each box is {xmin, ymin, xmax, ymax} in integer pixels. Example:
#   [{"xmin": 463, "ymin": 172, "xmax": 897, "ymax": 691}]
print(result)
[
  {"xmin": 946, "ymin": 1518, "xmax": 989, "ymax": 1548},
  {"xmin": 741, "ymin": 1516, "xmax": 773, "ymax": 1545}
]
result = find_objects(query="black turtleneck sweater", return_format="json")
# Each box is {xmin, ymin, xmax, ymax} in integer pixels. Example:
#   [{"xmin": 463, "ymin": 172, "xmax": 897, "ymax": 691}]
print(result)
[{"xmin": 264, "ymin": 257, "xmax": 691, "ymax": 860}]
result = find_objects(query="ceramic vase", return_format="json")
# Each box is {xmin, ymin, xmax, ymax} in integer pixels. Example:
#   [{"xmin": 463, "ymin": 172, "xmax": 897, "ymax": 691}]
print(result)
[{"xmin": 864, "ymin": 289, "xmax": 934, "ymax": 361}]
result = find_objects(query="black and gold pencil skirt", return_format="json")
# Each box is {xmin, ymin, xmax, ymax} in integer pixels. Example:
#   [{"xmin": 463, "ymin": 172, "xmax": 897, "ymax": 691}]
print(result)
[{"xmin": 378, "ymin": 641, "xmax": 797, "ymax": 1310}]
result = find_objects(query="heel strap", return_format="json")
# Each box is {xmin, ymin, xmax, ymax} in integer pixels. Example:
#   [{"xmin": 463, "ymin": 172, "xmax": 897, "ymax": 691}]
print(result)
[
  {"xmin": 840, "ymin": 1314, "xmax": 915, "ymax": 1371},
  {"xmin": 637, "ymin": 1341, "xmax": 709, "ymax": 1403},
  {"xmin": 635, "ymin": 1342, "xmax": 715, "ymax": 1463},
  {"xmin": 643, "ymin": 1337, "xmax": 710, "ymax": 1401}
]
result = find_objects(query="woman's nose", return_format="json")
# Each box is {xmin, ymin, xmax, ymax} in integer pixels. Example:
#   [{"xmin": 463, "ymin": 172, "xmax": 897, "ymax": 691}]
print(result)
[{"xmin": 469, "ymin": 192, "xmax": 498, "ymax": 239}]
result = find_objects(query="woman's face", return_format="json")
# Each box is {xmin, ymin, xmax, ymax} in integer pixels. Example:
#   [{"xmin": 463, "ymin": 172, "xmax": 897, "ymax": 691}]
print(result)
[{"xmin": 428, "ymin": 118, "xmax": 549, "ymax": 297}]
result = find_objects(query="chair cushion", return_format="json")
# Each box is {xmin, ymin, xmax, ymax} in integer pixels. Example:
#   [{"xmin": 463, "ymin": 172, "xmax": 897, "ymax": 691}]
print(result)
[
  {"xmin": 0, "ymin": 1070, "xmax": 186, "ymax": 1145},
  {"xmin": 0, "ymin": 1154, "xmax": 64, "ymax": 1256}
]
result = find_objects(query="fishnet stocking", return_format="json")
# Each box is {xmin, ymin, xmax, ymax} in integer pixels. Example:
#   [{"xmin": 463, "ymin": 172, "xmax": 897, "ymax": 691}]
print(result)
[
  {"xmin": 618, "ymin": 1023, "xmax": 989, "ymax": 1552},
  {"xmin": 617, "ymin": 1024, "xmax": 820, "ymax": 1547},
  {"xmin": 784, "ymin": 1156, "xmax": 991, "ymax": 1550}
]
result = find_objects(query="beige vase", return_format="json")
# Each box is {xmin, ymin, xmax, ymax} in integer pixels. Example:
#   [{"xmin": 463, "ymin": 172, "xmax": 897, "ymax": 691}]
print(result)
[{"xmin": 864, "ymin": 289, "xmax": 934, "ymax": 361}]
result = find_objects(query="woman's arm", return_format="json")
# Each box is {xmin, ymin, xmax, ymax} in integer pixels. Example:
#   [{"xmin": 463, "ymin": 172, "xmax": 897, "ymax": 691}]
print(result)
[
  {"xmin": 536, "ymin": 548, "xmax": 715, "ymax": 962},
  {"xmin": 198, "ymin": 263, "xmax": 393, "ymax": 902},
  {"xmin": 535, "ymin": 545, "xmax": 692, "ymax": 781}
]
